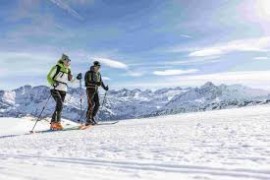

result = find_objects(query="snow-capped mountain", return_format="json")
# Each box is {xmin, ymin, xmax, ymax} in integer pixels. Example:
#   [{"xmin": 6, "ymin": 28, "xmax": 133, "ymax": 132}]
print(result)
[
  {"xmin": 151, "ymin": 82, "xmax": 270, "ymax": 116},
  {"xmin": 0, "ymin": 82, "xmax": 269, "ymax": 121}
]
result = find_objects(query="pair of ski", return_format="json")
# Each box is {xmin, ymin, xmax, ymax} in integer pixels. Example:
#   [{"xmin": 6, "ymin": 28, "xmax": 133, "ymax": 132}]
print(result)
[
  {"xmin": 78, "ymin": 120, "xmax": 119, "ymax": 128},
  {"xmin": 30, "ymin": 121, "xmax": 119, "ymax": 134},
  {"xmin": 30, "ymin": 125, "xmax": 90, "ymax": 134},
  {"xmin": 78, "ymin": 120, "xmax": 119, "ymax": 130}
]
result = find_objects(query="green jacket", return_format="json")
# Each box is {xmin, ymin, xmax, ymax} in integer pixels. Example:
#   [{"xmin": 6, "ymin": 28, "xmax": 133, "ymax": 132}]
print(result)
[{"xmin": 47, "ymin": 60, "xmax": 71, "ymax": 91}]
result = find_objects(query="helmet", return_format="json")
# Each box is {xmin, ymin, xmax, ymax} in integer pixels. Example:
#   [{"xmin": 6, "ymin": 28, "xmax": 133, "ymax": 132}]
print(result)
[{"xmin": 93, "ymin": 61, "xmax": 101, "ymax": 67}]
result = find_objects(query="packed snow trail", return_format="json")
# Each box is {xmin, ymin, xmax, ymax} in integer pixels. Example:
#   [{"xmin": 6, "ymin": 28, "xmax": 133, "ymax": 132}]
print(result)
[{"xmin": 0, "ymin": 105, "xmax": 270, "ymax": 180}]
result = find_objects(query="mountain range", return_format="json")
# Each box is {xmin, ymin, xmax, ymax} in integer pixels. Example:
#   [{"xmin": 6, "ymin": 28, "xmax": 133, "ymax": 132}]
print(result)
[{"xmin": 1, "ymin": 82, "xmax": 270, "ymax": 122}]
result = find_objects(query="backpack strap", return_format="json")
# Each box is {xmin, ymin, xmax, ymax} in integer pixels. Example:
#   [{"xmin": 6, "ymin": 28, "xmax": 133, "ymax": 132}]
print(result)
[
  {"xmin": 52, "ymin": 65, "xmax": 61, "ymax": 81},
  {"xmin": 91, "ymin": 71, "xmax": 94, "ymax": 82}
]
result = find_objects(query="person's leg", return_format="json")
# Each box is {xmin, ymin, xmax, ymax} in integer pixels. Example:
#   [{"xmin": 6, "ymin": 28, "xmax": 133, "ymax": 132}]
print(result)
[
  {"xmin": 56, "ymin": 91, "xmax": 66, "ymax": 122},
  {"xmin": 50, "ymin": 89, "xmax": 63, "ymax": 130},
  {"xmin": 50, "ymin": 89, "xmax": 62, "ymax": 123},
  {"xmin": 52, "ymin": 90, "xmax": 66, "ymax": 130},
  {"xmin": 86, "ymin": 88, "xmax": 96, "ymax": 124},
  {"xmin": 92, "ymin": 92, "xmax": 100, "ymax": 121}
]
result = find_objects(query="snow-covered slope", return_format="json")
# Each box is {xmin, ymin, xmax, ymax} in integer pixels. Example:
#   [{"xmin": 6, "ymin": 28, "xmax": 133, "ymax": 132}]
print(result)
[
  {"xmin": 0, "ymin": 82, "xmax": 270, "ymax": 121},
  {"xmin": 1, "ymin": 105, "xmax": 270, "ymax": 180}
]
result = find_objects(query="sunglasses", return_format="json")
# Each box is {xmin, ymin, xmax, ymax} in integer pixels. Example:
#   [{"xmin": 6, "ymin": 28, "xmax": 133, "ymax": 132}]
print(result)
[{"xmin": 63, "ymin": 58, "xmax": 71, "ymax": 62}]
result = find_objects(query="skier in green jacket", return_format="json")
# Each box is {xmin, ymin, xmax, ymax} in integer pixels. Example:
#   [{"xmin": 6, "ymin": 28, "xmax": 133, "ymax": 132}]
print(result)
[{"xmin": 47, "ymin": 54, "xmax": 81, "ymax": 130}]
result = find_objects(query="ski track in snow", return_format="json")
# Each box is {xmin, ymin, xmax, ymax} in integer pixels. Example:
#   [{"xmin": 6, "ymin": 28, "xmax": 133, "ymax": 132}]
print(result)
[{"xmin": 0, "ymin": 105, "xmax": 270, "ymax": 180}]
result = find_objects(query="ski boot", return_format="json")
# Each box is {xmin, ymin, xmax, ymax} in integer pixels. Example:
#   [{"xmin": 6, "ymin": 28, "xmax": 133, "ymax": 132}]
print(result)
[
  {"xmin": 50, "ymin": 122, "xmax": 58, "ymax": 130},
  {"xmin": 84, "ymin": 119, "xmax": 95, "ymax": 126},
  {"xmin": 91, "ymin": 118, "xmax": 97, "ymax": 125},
  {"xmin": 56, "ymin": 122, "xmax": 63, "ymax": 130}
]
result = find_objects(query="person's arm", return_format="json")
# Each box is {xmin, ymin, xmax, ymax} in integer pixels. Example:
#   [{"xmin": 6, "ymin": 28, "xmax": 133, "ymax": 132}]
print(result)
[
  {"xmin": 68, "ymin": 69, "xmax": 73, "ymax": 81},
  {"xmin": 100, "ymin": 76, "xmax": 109, "ymax": 91},
  {"xmin": 70, "ymin": 73, "xmax": 83, "ymax": 84},
  {"xmin": 84, "ymin": 71, "xmax": 89, "ymax": 86},
  {"xmin": 68, "ymin": 69, "xmax": 80, "ymax": 83}
]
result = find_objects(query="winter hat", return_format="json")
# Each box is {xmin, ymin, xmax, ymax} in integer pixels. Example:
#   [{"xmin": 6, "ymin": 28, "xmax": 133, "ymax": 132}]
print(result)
[
  {"xmin": 61, "ymin": 54, "xmax": 71, "ymax": 62},
  {"xmin": 93, "ymin": 61, "xmax": 101, "ymax": 67}
]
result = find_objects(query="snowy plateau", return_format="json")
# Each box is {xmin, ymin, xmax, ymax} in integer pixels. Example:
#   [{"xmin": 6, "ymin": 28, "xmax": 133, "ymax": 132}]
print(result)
[
  {"xmin": 1, "ymin": 82, "xmax": 270, "ymax": 180},
  {"xmin": 0, "ymin": 105, "xmax": 270, "ymax": 180}
]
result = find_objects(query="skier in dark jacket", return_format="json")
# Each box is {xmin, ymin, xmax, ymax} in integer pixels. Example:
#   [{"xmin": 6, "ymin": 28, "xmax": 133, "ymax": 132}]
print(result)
[{"xmin": 84, "ymin": 61, "xmax": 109, "ymax": 125}]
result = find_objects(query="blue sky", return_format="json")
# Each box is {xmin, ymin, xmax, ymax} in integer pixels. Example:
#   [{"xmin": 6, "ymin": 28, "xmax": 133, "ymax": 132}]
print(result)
[{"xmin": 1, "ymin": 0, "xmax": 270, "ymax": 90}]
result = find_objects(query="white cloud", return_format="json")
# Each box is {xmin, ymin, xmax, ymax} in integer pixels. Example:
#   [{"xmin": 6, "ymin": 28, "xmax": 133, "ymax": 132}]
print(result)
[
  {"xmin": 166, "ymin": 71, "xmax": 270, "ymax": 88},
  {"xmin": 254, "ymin": 56, "xmax": 269, "ymax": 60},
  {"xmin": 169, "ymin": 36, "xmax": 270, "ymax": 57},
  {"xmin": 189, "ymin": 48, "xmax": 223, "ymax": 57},
  {"xmin": 0, "ymin": 51, "xmax": 57, "ymax": 62},
  {"xmin": 48, "ymin": 0, "xmax": 84, "ymax": 20},
  {"xmin": 67, "ymin": 0, "xmax": 95, "ymax": 6},
  {"xmin": 102, "ymin": 76, "xmax": 111, "ymax": 81},
  {"xmin": 89, "ymin": 57, "xmax": 145, "ymax": 77},
  {"xmin": 0, "ymin": 51, "xmax": 59, "ymax": 78},
  {"xmin": 126, "ymin": 71, "xmax": 144, "ymax": 77},
  {"xmin": 188, "ymin": 36, "xmax": 270, "ymax": 57},
  {"xmin": 167, "ymin": 56, "xmax": 221, "ymax": 66},
  {"xmin": 92, "ymin": 57, "xmax": 128, "ymax": 69},
  {"xmin": 180, "ymin": 34, "xmax": 192, "ymax": 38},
  {"xmin": 91, "ymin": 57, "xmax": 146, "ymax": 77},
  {"xmin": 119, "ymin": 71, "xmax": 270, "ymax": 90},
  {"xmin": 129, "ymin": 56, "xmax": 220, "ymax": 68},
  {"xmin": 153, "ymin": 69, "xmax": 198, "ymax": 76},
  {"xmin": 69, "ymin": 51, "xmax": 142, "ymax": 77}
]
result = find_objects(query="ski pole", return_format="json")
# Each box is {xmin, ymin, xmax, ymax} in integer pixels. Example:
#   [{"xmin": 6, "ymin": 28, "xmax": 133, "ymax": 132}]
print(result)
[
  {"xmin": 30, "ymin": 94, "xmax": 52, "ymax": 133},
  {"xmin": 80, "ymin": 79, "xmax": 83, "ymax": 116},
  {"xmin": 78, "ymin": 77, "xmax": 84, "ymax": 123},
  {"xmin": 101, "ymin": 91, "xmax": 108, "ymax": 110}
]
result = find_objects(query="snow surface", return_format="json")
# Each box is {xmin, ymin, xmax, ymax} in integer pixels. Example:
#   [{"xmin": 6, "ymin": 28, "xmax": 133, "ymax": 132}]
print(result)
[{"xmin": 0, "ymin": 105, "xmax": 270, "ymax": 180}]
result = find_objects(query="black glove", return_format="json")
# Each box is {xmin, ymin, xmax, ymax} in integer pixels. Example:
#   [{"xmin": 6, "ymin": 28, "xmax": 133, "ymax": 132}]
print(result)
[
  {"xmin": 96, "ymin": 82, "xmax": 101, "ymax": 86},
  {"xmin": 76, "ymin": 73, "xmax": 82, "ymax": 80},
  {"xmin": 104, "ymin": 85, "xmax": 109, "ymax": 91}
]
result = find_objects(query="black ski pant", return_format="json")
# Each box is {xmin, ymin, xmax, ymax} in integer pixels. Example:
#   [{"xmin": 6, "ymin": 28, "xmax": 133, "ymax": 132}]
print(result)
[
  {"xmin": 51, "ymin": 89, "xmax": 66, "ymax": 123},
  {"xmin": 86, "ymin": 88, "xmax": 100, "ymax": 123}
]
